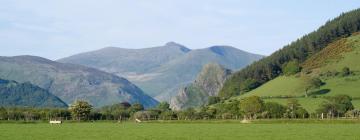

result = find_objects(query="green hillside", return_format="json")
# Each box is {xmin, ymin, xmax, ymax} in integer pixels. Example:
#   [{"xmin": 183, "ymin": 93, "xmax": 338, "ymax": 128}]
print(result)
[
  {"xmin": 0, "ymin": 78, "xmax": 68, "ymax": 108},
  {"xmin": 220, "ymin": 8, "xmax": 360, "ymax": 98},
  {"xmin": 234, "ymin": 33, "xmax": 360, "ymax": 112}
]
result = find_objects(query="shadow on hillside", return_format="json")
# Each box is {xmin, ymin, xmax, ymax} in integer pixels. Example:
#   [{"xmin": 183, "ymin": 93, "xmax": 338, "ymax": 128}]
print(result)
[{"xmin": 309, "ymin": 89, "xmax": 331, "ymax": 96}]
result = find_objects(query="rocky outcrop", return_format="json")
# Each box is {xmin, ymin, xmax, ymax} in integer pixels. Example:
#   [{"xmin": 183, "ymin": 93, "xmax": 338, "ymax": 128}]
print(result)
[{"xmin": 170, "ymin": 63, "xmax": 231, "ymax": 110}]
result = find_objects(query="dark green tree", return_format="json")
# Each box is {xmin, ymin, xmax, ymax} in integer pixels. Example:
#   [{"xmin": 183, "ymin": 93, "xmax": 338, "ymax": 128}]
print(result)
[
  {"xmin": 303, "ymin": 77, "xmax": 323, "ymax": 97},
  {"xmin": 0, "ymin": 107, "xmax": 7, "ymax": 120},
  {"xmin": 129, "ymin": 103, "xmax": 144, "ymax": 113},
  {"xmin": 69, "ymin": 100, "xmax": 93, "ymax": 121},
  {"xmin": 263, "ymin": 102, "xmax": 287, "ymax": 118},
  {"xmin": 342, "ymin": 67, "xmax": 351, "ymax": 76},
  {"xmin": 240, "ymin": 96, "xmax": 264, "ymax": 119},
  {"xmin": 282, "ymin": 60, "xmax": 301, "ymax": 76},
  {"xmin": 156, "ymin": 102, "xmax": 170, "ymax": 112},
  {"xmin": 316, "ymin": 95, "xmax": 354, "ymax": 117},
  {"xmin": 207, "ymin": 96, "xmax": 221, "ymax": 105}
]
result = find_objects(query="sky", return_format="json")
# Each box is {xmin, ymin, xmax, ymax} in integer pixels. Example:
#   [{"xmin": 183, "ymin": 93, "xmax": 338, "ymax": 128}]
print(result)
[{"xmin": 0, "ymin": 0, "xmax": 360, "ymax": 60}]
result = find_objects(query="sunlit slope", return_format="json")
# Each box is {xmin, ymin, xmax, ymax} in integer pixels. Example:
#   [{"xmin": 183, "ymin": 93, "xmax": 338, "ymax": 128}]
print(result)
[{"xmin": 236, "ymin": 33, "xmax": 360, "ymax": 111}]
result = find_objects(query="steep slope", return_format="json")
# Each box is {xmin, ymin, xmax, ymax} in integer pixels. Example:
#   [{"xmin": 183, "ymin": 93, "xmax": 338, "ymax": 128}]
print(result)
[
  {"xmin": 0, "ymin": 78, "xmax": 67, "ymax": 108},
  {"xmin": 220, "ymin": 8, "xmax": 360, "ymax": 98},
  {"xmin": 234, "ymin": 33, "xmax": 360, "ymax": 112},
  {"xmin": 0, "ymin": 56, "xmax": 158, "ymax": 107},
  {"xmin": 59, "ymin": 43, "xmax": 263, "ymax": 101},
  {"xmin": 170, "ymin": 63, "xmax": 231, "ymax": 110}
]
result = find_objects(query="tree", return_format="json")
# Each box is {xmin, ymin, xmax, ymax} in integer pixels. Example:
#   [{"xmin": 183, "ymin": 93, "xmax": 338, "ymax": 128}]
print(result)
[
  {"xmin": 177, "ymin": 108, "xmax": 196, "ymax": 120},
  {"xmin": 316, "ymin": 95, "xmax": 354, "ymax": 117},
  {"xmin": 0, "ymin": 107, "xmax": 7, "ymax": 120},
  {"xmin": 129, "ymin": 103, "xmax": 144, "ymax": 113},
  {"xmin": 112, "ymin": 106, "xmax": 129, "ymax": 121},
  {"xmin": 285, "ymin": 99, "xmax": 308, "ymax": 118},
  {"xmin": 240, "ymin": 79, "xmax": 260, "ymax": 92},
  {"xmin": 240, "ymin": 96, "xmax": 264, "ymax": 119},
  {"xmin": 342, "ymin": 67, "xmax": 351, "ymax": 76},
  {"xmin": 159, "ymin": 111, "xmax": 176, "ymax": 120},
  {"xmin": 263, "ymin": 102, "xmax": 286, "ymax": 118},
  {"xmin": 207, "ymin": 96, "xmax": 221, "ymax": 105},
  {"xmin": 283, "ymin": 60, "xmax": 301, "ymax": 76},
  {"xmin": 69, "ymin": 100, "xmax": 93, "ymax": 121},
  {"xmin": 133, "ymin": 111, "xmax": 152, "ymax": 120},
  {"xmin": 303, "ymin": 77, "xmax": 323, "ymax": 97},
  {"xmin": 216, "ymin": 100, "xmax": 241, "ymax": 119},
  {"xmin": 156, "ymin": 102, "xmax": 170, "ymax": 112}
]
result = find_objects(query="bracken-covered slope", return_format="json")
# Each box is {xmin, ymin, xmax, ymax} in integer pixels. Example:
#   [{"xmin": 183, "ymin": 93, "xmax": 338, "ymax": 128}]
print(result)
[
  {"xmin": 0, "ymin": 78, "xmax": 68, "ymax": 108},
  {"xmin": 59, "ymin": 43, "xmax": 263, "ymax": 101},
  {"xmin": 220, "ymin": 8, "xmax": 360, "ymax": 98},
  {"xmin": 170, "ymin": 63, "xmax": 231, "ymax": 110},
  {"xmin": 234, "ymin": 33, "xmax": 360, "ymax": 112},
  {"xmin": 0, "ymin": 56, "xmax": 158, "ymax": 107}
]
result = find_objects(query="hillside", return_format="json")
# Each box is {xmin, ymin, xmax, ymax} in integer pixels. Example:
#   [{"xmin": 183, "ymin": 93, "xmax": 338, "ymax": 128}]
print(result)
[
  {"xmin": 59, "ymin": 43, "xmax": 263, "ymax": 101},
  {"xmin": 0, "ymin": 56, "xmax": 158, "ymax": 107},
  {"xmin": 0, "ymin": 78, "xmax": 67, "ymax": 108},
  {"xmin": 220, "ymin": 8, "xmax": 360, "ymax": 98},
  {"xmin": 234, "ymin": 33, "xmax": 360, "ymax": 112},
  {"xmin": 170, "ymin": 63, "xmax": 231, "ymax": 110}
]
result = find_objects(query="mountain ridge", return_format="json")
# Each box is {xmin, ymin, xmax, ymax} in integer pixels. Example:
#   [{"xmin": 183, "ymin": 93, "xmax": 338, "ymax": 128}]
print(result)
[
  {"xmin": 59, "ymin": 43, "xmax": 263, "ymax": 101},
  {"xmin": 0, "ymin": 55, "xmax": 158, "ymax": 107}
]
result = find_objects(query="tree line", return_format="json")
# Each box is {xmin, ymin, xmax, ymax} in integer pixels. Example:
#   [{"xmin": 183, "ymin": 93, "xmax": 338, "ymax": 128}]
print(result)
[{"xmin": 1, "ymin": 95, "xmax": 359, "ymax": 121}]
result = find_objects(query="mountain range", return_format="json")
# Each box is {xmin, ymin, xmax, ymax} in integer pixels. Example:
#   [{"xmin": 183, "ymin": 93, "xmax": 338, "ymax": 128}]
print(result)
[{"xmin": 59, "ymin": 42, "xmax": 263, "ymax": 101}]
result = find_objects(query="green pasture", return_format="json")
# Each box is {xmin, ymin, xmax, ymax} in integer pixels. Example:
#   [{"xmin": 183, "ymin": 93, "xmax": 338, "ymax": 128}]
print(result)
[{"xmin": 1, "ymin": 121, "xmax": 360, "ymax": 140}]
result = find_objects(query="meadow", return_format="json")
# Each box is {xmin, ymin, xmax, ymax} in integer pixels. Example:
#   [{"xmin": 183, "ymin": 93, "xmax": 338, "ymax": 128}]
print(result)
[{"xmin": 1, "ymin": 121, "xmax": 360, "ymax": 140}]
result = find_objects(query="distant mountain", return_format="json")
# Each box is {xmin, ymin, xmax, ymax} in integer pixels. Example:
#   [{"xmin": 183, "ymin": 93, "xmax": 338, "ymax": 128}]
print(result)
[
  {"xmin": 170, "ymin": 63, "xmax": 231, "ymax": 110},
  {"xmin": 0, "ymin": 56, "xmax": 158, "ymax": 107},
  {"xmin": 59, "ymin": 43, "xmax": 263, "ymax": 101},
  {"xmin": 59, "ymin": 42, "xmax": 190, "ymax": 75},
  {"xmin": 0, "ymin": 78, "xmax": 67, "ymax": 108}
]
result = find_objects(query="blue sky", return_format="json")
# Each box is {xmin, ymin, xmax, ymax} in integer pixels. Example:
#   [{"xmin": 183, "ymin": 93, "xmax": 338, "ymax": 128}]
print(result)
[{"xmin": 1, "ymin": 0, "xmax": 359, "ymax": 60}]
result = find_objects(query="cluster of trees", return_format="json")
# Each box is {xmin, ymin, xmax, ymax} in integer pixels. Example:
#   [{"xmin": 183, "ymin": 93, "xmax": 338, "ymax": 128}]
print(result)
[
  {"xmin": 220, "ymin": 8, "xmax": 360, "ymax": 98},
  {"xmin": 316, "ymin": 95, "xmax": 356, "ymax": 118},
  {"xmin": 0, "ymin": 107, "xmax": 70, "ymax": 121},
  {"xmin": 1, "ymin": 95, "xmax": 358, "ymax": 121},
  {"xmin": 206, "ymin": 96, "xmax": 309, "ymax": 120}
]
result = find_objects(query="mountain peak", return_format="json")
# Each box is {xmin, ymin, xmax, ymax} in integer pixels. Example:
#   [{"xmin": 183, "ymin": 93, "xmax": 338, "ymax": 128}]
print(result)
[
  {"xmin": 208, "ymin": 46, "xmax": 232, "ymax": 56},
  {"xmin": 164, "ymin": 42, "xmax": 191, "ymax": 52},
  {"xmin": 165, "ymin": 41, "xmax": 181, "ymax": 46}
]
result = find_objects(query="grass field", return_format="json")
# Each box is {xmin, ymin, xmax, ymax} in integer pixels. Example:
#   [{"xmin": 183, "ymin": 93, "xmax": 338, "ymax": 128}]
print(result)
[
  {"xmin": 240, "ymin": 76, "xmax": 305, "ymax": 98},
  {"xmin": 1, "ymin": 121, "xmax": 360, "ymax": 140}
]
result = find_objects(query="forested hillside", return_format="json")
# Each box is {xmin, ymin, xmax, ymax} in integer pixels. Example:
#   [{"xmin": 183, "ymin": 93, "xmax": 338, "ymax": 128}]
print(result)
[
  {"xmin": 220, "ymin": 8, "xmax": 360, "ymax": 98},
  {"xmin": 0, "ymin": 78, "xmax": 68, "ymax": 108}
]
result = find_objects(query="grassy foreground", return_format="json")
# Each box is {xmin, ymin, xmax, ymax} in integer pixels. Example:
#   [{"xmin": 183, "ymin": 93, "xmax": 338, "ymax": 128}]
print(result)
[{"xmin": 1, "ymin": 121, "xmax": 360, "ymax": 140}]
